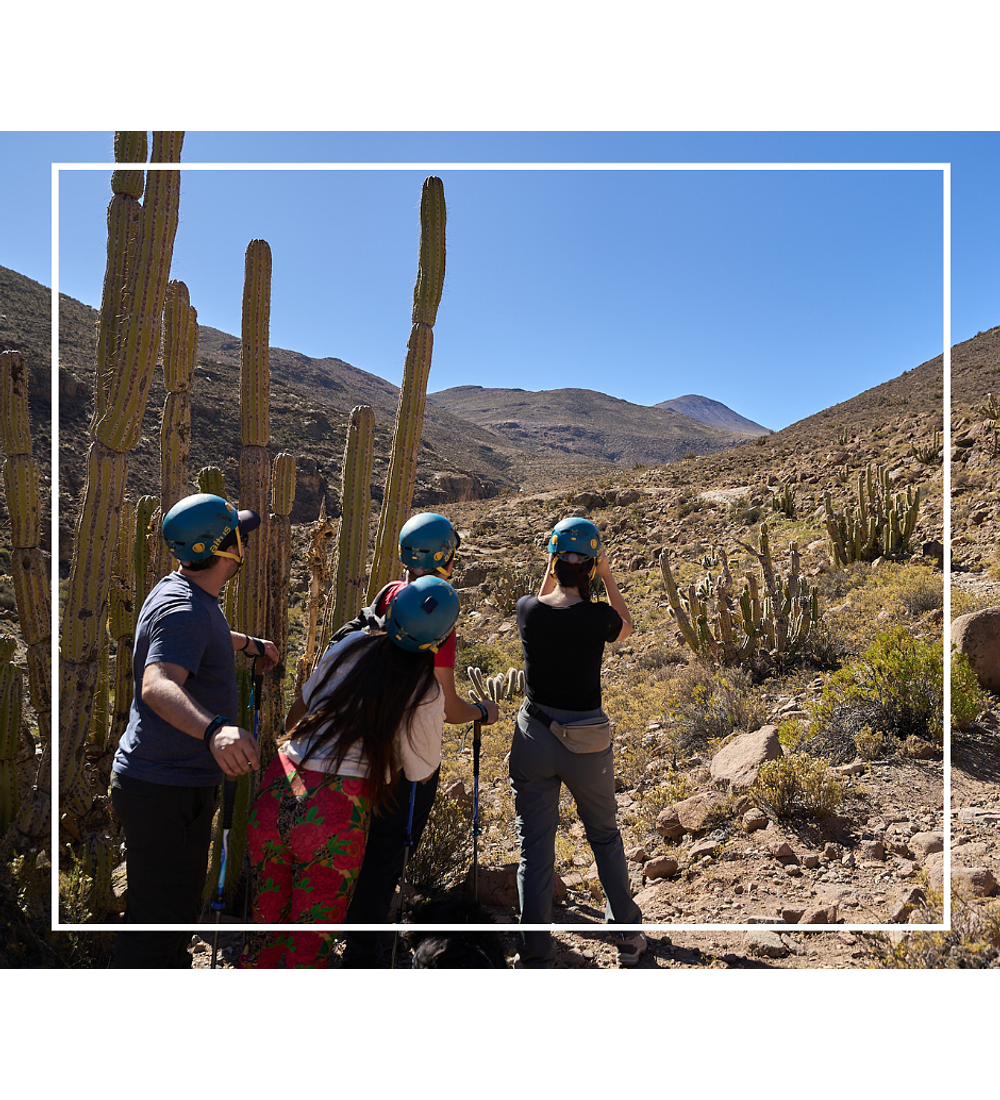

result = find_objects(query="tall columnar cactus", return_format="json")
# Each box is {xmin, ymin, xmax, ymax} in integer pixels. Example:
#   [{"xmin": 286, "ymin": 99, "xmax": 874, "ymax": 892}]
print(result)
[
  {"xmin": 1, "ymin": 350, "xmax": 51, "ymax": 840},
  {"xmin": 132, "ymin": 494, "xmax": 159, "ymax": 625},
  {"xmin": 107, "ymin": 497, "xmax": 136, "ymax": 752},
  {"xmin": 154, "ymin": 279, "xmax": 198, "ymax": 581},
  {"xmin": 301, "ymin": 505, "xmax": 337, "ymax": 686},
  {"xmin": 0, "ymin": 636, "xmax": 22, "ymax": 834},
  {"xmin": 197, "ymin": 465, "xmax": 227, "ymax": 498},
  {"xmin": 367, "ymin": 176, "xmax": 446, "ymax": 600},
  {"xmin": 60, "ymin": 131, "xmax": 184, "ymax": 813},
  {"xmin": 262, "ymin": 452, "xmax": 295, "ymax": 770},
  {"xmin": 316, "ymin": 405, "xmax": 375, "ymax": 663},
  {"xmin": 660, "ymin": 523, "xmax": 819, "ymax": 670},
  {"xmin": 233, "ymin": 240, "xmax": 272, "ymax": 644},
  {"xmin": 823, "ymin": 462, "xmax": 921, "ymax": 567},
  {"xmin": 208, "ymin": 241, "xmax": 275, "ymax": 903}
]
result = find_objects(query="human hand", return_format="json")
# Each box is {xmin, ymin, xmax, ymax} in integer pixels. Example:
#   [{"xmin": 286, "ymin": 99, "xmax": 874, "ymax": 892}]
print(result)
[
  {"xmin": 209, "ymin": 724, "xmax": 260, "ymax": 777},
  {"xmin": 259, "ymin": 638, "xmax": 280, "ymax": 671}
]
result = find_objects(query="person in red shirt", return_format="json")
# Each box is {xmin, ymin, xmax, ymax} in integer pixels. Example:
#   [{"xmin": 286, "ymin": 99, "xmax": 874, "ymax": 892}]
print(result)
[{"xmin": 308, "ymin": 513, "xmax": 499, "ymax": 967}]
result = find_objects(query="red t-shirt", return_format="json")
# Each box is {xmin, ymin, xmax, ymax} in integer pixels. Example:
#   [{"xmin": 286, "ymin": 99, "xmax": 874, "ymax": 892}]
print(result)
[{"xmin": 379, "ymin": 580, "xmax": 456, "ymax": 669}]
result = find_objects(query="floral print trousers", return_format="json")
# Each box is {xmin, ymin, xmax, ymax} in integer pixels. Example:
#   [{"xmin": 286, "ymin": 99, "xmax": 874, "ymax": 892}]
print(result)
[{"xmin": 240, "ymin": 749, "xmax": 372, "ymax": 968}]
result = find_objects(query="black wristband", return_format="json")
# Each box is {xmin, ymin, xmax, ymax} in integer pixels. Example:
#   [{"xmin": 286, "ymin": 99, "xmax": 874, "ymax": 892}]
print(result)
[
  {"xmin": 238, "ymin": 634, "xmax": 251, "ymax": 652},
  {"xmin": 204, "ymin": 715, "xmax": 228, "ymax": 750}
]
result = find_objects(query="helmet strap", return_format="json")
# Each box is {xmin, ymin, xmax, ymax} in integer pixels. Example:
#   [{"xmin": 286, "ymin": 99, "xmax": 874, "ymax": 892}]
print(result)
[{"xmin": 213, "ymin": 527, "xmax": 244, "ymax": 569}]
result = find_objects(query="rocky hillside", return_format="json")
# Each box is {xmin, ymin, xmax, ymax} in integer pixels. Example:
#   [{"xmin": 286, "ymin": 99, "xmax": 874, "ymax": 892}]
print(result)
[
  {"xmin": 7, "ymin": 244, "xmax": 1000, "ymax": 968},
  {"xmin": 428, "ymin": 385, "xmax": 755, "ymax": 465}
]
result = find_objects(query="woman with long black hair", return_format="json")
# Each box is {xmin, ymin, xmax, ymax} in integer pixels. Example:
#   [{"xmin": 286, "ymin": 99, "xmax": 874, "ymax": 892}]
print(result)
[
  {"xmin": 510, "ymin": 517, "xmax": 644, "ymax": 969},
  {"xmin": 241, "ymin": 575, "xmax": 459, "ymax": 968}
]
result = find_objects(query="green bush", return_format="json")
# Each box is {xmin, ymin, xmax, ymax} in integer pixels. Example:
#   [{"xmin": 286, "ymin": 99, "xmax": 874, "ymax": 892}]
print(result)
[
  {"xmin": 810, "ymin": 626, "xmax": 946, "ymax": 746},
  {"xmin": 952, "ymin": 646, "xmax": 988, "ymax": 731}
]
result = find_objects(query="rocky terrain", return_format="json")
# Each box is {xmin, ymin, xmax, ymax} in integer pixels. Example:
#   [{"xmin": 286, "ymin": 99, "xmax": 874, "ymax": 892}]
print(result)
[
  {"xmin": 5, "ymin": 249, "xmax": 1000, "ymax": 967},
  {"xmin": 196, "ymin": 328, "xmax": 1000, "ymax": 971}
]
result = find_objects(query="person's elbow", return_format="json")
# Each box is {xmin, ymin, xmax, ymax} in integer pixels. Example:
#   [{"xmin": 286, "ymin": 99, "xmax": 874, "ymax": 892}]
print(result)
[{"xmin": 616, "ymin": 620, "xmax": 633, "ymax": 643}]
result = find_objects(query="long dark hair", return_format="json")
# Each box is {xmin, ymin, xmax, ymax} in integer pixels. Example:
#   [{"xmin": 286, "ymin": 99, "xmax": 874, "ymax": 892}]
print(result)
[
  {"xmin": 290, "ymin": 633, "xmax": 437, "ymax": 811},
  {"xmin": 553, "ymin": 557, "xmax": 594, "ymax": 601}
]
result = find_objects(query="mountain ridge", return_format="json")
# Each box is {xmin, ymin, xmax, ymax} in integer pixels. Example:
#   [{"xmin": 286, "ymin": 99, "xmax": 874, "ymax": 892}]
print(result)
[
  {"xmin": 427, "ymin": 384, "xmax": 755, "ymax": 466},
  {"xmin": 655, "ymin": 393, "xmax": 771, "ymax": 436}
]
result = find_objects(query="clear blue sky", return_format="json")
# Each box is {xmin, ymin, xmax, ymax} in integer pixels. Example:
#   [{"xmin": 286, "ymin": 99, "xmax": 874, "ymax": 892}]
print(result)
[{"xmin": 2, "ymin": 131, "xmax": 994, "ymax": 431}]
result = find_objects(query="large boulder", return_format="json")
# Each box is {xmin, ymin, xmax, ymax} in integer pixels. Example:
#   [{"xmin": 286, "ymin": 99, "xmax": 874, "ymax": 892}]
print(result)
[
  {"xmin": 710, "ymin": 725, "xmax": 783, "ymax": 791},
  {"xmin": 952, "ymin": 607, "xmax": 1000, "ymax": 691}
]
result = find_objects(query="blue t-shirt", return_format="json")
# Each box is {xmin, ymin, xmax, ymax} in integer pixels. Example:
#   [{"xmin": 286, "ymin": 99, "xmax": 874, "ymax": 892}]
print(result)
[{"xmin": 113, "ymin": 571, "xmax": 237, "ymax": 785}]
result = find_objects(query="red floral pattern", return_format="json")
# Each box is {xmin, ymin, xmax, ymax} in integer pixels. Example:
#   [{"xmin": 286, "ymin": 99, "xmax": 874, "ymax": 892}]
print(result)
[{"xmin": 240, "ymin": 750, "xmax": 372, "ymax": 968}]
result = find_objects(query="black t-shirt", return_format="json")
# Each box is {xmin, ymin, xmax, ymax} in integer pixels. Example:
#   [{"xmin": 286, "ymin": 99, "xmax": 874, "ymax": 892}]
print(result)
[{"xmin": 516, "ymin": 595, "xmax": 623, "ymax": 712}]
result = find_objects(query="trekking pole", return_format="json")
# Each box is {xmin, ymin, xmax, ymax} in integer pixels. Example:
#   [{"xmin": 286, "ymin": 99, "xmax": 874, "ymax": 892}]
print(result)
[
  {"xmin": 391, "ymin": 779, "xmax": 418, "ymax": 969},
  {"xmin": 472, "ymin": 719, "xmax": 482, "ymax": 903},
  {"xmin": 239, "ymin": 656, "xmax": 264, "ymax": 943},
  {"xmin": 210, "ymin": 777, "xmax": 237, "ymax": 969}
]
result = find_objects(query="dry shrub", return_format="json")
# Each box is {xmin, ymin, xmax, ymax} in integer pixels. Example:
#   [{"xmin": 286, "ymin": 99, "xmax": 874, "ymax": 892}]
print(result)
[
  {"xmin": 660, "ymin": 664, "xmax": 766, "ymax": 758},
  {"xmin": 863, "ymin": 890, "xmax": 1000, "ymax": 969},
  {"xmin": 750, "ymin": 753, "xmax": 843, "ymax": 819}
]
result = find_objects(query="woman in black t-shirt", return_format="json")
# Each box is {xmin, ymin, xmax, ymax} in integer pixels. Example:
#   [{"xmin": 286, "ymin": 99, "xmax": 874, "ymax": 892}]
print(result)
[{"xmin": 510, "ymin": 517, "xmax": 646, "ymax": 968}]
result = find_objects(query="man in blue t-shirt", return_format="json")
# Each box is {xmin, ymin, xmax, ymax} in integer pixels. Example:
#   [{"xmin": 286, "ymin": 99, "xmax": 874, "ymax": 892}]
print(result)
[{"xmin": 110, "ymin": 494, "xmax": 278, "ymax": 969}]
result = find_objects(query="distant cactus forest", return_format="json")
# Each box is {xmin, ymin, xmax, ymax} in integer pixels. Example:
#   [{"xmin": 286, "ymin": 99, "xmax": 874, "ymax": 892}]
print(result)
[{"xmin": 3, "ymin": 131, "xmax": 998, "ymax": 969}]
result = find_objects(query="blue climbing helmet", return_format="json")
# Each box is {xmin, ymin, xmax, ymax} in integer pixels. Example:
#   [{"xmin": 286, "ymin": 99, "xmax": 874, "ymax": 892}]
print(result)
[
  {"xmin": 547, "ymin": 517, "xmax": 601, "ymax": 564},
  {"xmin": 385, "ymin": 575, "xmax": 460, "ymax": 653},
  {"xmin": 161, "ymin": 493, "xmax": 260, "ymax": 564},
  {"xmin": 398, "ymin": 512, "xmax": 460, "ymax": 576}
]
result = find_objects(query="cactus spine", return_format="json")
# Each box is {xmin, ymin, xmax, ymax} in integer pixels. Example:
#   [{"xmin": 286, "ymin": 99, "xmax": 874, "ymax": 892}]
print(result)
[
  {"xmin": 367, "ymin": 176, "xmax": 446, "ymax": 600},
  {"xmin": 60, "ymin": 131, "xmax": 184, "ymax": 814}
]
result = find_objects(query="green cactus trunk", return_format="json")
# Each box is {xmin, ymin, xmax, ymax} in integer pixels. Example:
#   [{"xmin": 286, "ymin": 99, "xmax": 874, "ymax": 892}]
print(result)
[
  {"xmin": 317, "ymin": 405, "xmax": 375, "ymax": 662},
  {"xmin": 660, "ymin": 522, "xmax": 820, "ymax": 671},
  {"xmin": 300, "ymin": 508, "xmax": 337, "ymax": 687},
  {"xmin": 367, "ymin": 176, "xmax": 446, "ymax": 600},
  {"xmin": 60, "ymin": 131, "xmax": 184, "ymax": 815},
  {"xmin": 824, "ymin": 462, "xmax": 921, "ymax": 566},
  {"xmin": 0, "ymin": 654, "xmax": 22, "ymax": 833},
  {"xmin": 233, "ymin": 240, "xmax": 272, "ymax": 642},
  {"xmin": 262, "ymin": 452, "xmax": 295, "ymax": 771},
  {"xmin": 107, "ymin": 498, "xmax": 136, "ymax": 753},
  {"xmin": 0, "ymin": 350, "xmax": 52, "ymax": 840},
  {"xmin": 210, "ymin": 240, "xmax": 273, "ymax": 903},
  {"xmin": 154, "ymin": 279, "xmax": 198, "ymax": 581}
]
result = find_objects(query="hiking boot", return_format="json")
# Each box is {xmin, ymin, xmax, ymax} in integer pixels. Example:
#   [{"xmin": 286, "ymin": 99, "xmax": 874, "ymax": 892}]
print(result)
[{"xmin": 615, "ymin": 932, "xmax": 646, "ymax": 967}]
